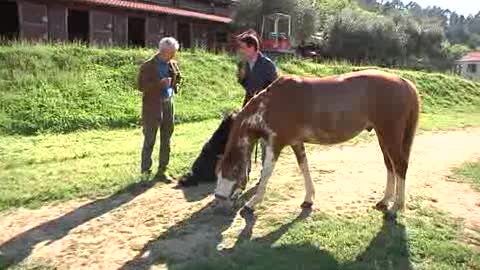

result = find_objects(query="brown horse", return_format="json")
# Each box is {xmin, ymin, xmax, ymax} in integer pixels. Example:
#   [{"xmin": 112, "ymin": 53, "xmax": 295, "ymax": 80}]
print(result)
[{"xmin": 214, "ymin": 69, "xmax": 420, "ymax": 217}]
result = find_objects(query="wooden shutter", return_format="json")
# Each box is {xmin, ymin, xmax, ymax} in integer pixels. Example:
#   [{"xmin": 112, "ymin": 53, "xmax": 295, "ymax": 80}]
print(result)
[
  {"xmin": 90, "ymin": 10, "xmax": 113, "ymax": 46},
  {"xmin": 146, "ymin": 16, "xmax": 165, "ymax": 47},
  {"xmin": 19, "ymin": 1, "xmax": 48, "ymax": 41},
  {"xmin": 113, "ymin": 14, "xmax": 127, "ymax": 46},
  {"xmin": 48, "ymin": 5, "xmax": 67, "ymax": 41}
]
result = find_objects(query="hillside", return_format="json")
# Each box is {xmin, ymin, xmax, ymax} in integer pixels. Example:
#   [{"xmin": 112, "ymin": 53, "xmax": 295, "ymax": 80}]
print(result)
[{"xmin": 0, "ymin": 43, "xmax": 479, "ymax": 135}]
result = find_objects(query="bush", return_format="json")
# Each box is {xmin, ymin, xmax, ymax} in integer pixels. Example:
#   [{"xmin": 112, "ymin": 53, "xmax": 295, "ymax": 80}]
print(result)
[
  {"xmin": 324, "ymin": 9, "xmax": 405, "ymax": 64},
  {"xmin": 322, "ymin": 8, "xmax": 453, "ymax": 70}
]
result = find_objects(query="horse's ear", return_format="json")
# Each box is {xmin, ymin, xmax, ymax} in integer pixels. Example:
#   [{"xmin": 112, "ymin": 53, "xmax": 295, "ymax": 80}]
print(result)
[{"xmin": 222, "ymin": 110, "xmax": 237, "ymax": 120}]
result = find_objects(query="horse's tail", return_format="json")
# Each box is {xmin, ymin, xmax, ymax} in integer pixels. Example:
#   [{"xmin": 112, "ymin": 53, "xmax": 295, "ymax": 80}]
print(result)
[{"xmin": 401, "ymin": 78, "xmax": 420, "ymax": 162}]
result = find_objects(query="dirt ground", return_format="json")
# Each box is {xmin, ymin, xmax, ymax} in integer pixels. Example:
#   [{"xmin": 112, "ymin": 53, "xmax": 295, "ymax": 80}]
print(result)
[{"xmin": 0, "ymin": 129, "xmax": 479, "ymax": 269}]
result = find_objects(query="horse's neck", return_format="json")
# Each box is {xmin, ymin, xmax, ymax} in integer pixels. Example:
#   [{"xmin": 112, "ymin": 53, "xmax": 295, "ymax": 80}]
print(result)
[{"xmin": 228, "ymin": 126, "xmax": 252, "ymax": 161}]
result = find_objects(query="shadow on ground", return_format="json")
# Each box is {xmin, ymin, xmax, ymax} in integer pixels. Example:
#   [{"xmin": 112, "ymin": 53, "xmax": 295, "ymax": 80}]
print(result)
[
  {"xmin": 0, "ymin": 177, "xmax": 413, "ymax": 270},
  {"xmin": 119, "ymin": 193, "xmax": 412, "ymax": 270},
  {"xmin": 0, "ymin": 177, "xmax": 166, "ymax": 268},
  {"xmin": 176, "ymin": 182, "xmax": 215, "ymax": 202},
  {"xmin": 118, "ymin": 186, "xmax": 259, "ymax": 270}
]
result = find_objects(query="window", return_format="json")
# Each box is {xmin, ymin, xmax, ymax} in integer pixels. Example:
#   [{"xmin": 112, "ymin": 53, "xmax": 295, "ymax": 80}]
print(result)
[
  {"xmin": 128, "ymin": 17, "xmax": 145, "ymax": 47},
  {"xmin": 467, "ymin": 64, "xmax": 477, "ymax": 73},
  {"xmin": 68, "ymin": 9, "xmax": 90, "ymax": 43},
  {"xmin": 0, "ymin": 2, "xmax": 19, "ymax": 41},
  {"xmin": 216, "ymin": 32, "xmax": 227, "ymax": 43}
]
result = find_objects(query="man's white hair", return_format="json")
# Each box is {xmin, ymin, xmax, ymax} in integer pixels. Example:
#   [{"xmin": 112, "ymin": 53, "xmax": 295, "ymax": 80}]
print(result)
[{"xmin": 159, "ymin": 37, "xmax": 179, "ymax": 52}]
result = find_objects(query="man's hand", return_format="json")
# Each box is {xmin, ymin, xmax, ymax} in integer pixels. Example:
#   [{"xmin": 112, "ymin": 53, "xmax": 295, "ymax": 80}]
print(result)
[
  {"xmin": 161, "ymin": 77, "xmax": 172, "ymax": 87},
  {"xmin": 237, "ymin": 62, "xmax": 246, "ymax": 81},
  {"xmin": 238, "ymin": 67, "xmax": 246, "ymax": 80}
]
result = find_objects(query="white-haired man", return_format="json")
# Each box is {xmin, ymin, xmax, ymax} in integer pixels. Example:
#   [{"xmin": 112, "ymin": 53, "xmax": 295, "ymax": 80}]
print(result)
[{"xmin": 138, "ymin": 37, "xmax": 182, "ymax": 182}]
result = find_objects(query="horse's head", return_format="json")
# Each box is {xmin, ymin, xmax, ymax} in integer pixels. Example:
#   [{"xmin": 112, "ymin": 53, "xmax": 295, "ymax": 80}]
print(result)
[{"xmin": 214, "ymin": 119, "xmax": 251, "ymax": 211}]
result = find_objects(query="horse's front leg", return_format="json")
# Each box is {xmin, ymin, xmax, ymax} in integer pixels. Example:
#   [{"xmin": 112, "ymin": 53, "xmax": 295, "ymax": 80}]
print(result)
[
  {"xmin": 291, "ymin": 143, "xmax": 315, "ymax": 209},
  {"xmin": 241, "ymin": 144, "xmax": 279, "ymax": 217}
]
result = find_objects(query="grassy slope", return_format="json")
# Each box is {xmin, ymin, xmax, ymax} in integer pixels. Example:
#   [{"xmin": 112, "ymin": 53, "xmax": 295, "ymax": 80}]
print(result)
[
  {"xmin": 1, "ymin": 43, "xmax": 480, "ymax": 135},
  {"xmin": 0, "ymin": 44, "xmax": 244, "ymax": 134}
]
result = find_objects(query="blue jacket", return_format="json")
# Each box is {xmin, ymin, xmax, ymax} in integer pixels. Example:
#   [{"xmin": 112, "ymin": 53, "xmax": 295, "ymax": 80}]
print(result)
[{"xmin": 238, "ymin": 53, "xmax": 278, "ymax": 97}]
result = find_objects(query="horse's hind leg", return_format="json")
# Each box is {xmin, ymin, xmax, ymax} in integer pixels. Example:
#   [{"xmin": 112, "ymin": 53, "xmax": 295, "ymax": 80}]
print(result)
[
  {"xmin": 376, "ymin": 129, "xmax": 409, "ymax": 214},
  {"xmin": 291, "ymin": 143, "xmax": 315, "ymax": 208},
  {"xmin": 389, "ymin": 150, "xmax": 408, "ymax": 213},
  {"xmin": 375, "ymin": 136, "xmax": 396, "ymax": 212}
]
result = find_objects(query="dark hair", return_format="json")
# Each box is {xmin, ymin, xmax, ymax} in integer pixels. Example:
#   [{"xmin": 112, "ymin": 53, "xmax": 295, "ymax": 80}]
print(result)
[{"xmin": 239, "ymin": 34, "xmax": 259, "ymax": 52}]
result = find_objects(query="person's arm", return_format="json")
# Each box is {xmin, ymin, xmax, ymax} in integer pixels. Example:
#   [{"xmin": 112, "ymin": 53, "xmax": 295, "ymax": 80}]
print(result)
[
  {"xmin": 170, "ymin": 61, "xmax": 182, "ymax": 93},
  {"xmin": 237, "ymin": 61, "xmax": 247, "ymax": 87},
  {"xmin": 138, "ymin": 63, "xmax": 170, "ymax": 93},
  {"xmin": 264, "ymin": 60, "xmax": 278, "ymax": 87}
]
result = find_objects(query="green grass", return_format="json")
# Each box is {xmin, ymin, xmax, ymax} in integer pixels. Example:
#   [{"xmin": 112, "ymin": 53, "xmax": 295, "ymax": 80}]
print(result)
[
  {"xmin": 450, "ymin": 160, "xmax": 480, "ymax": 192},
  {"xmin": 1, "ymin": 43, "xmax": 480, "ymax": 270},
  {"xmin": 1, "ymin": 43, "xmax": 479, "ymax": 135},
  {"xmin": 0, "ymin": 112, "xmax": 479, "ymax": 214},
  {"xmin": 0, "ymin": 43, "xmax": 243, "ymax": 135},
  {"xmin": 0, "ymin": 119, "xmax": 222, "ymax": 212},
  {"xmin": 420, "ymin": 111, "xmax": 480, "ymax": 131},
  {"xmin": 173, "ymin": 202, "xmax": 480, "ymax": 270}
]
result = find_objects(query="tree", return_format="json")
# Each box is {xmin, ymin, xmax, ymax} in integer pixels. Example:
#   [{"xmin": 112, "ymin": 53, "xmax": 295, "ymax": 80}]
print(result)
[
  {"xmin": 233, "ymin": 0, "xmax": 263, "ymax": 30},
  {"xmin": 233, "ymin": 0, "xmax": 319, "ymax": 44},
  {"xmin": 294, "ymin": 0, "xmax": 319, "ymax": 43}
]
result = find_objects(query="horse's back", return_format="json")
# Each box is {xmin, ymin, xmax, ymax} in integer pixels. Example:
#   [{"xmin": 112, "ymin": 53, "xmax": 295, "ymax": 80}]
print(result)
[
  {"xmin": 270, "ymin": 70, "xmax": 418, "ymax": 109},
  {"xmin": 257, "ymin": 70, "xmax": 419, "ymax": 145}
]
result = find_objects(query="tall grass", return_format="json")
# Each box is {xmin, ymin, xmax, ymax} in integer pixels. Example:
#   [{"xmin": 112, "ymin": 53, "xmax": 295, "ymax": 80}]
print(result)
[
  {"xmin": 0, "ymin": 43, "xmax": 243, "ymax": 134},
  {"xmin": 1, "ymin": 43, "xmax": 479, "ymax": 135}
]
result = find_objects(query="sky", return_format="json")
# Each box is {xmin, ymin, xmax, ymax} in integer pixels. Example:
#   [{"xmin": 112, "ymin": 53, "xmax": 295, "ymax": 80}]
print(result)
[{"xmin": 403, "ymin": 0, "xmax": 480, "ymax": 16}]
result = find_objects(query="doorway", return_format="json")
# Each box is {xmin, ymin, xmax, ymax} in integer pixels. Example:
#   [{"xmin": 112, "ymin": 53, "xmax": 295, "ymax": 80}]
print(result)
[
  {"xmin": 68, "ymin": 9, "xmax": 90, "ymax": 43},
  {"xmin": 177, "ymin": 22, "xmax": 191, "ymax": 49},
  {"xmin": 0, "ymin": 1, "xmax": 19, "ymax": 41},
  {"xmin": 128, "ymin": 17, "xmax": 145, "ymax": 47}
]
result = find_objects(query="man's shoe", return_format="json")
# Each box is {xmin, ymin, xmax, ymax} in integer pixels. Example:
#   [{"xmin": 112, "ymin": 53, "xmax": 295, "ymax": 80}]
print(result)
[
  {"xmin": 141, "ymin": 170, "xmax": 152, "ymax": 180},
  {"xmin": 154, "ymin": 172, "xmax": 174, "ymax": 183}
]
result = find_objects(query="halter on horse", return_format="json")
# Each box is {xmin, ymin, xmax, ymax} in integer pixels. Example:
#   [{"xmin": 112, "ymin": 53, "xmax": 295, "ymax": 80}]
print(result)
[{"xmin": 214, "ymin": 70, "xmax": 420, "ymax": 217}]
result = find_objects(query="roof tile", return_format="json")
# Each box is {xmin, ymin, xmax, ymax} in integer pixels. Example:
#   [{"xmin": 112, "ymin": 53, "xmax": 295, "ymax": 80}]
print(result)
[
  {"xmin": 458, "ymin": 52, "xmax": 480, "ymax": 62},
  {"xmin": 73, "ymin": 0, "xmax": 232, "ymax": 23}
]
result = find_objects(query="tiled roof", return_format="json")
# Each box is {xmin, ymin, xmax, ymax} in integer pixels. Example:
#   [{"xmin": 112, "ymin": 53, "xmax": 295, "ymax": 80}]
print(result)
[
  {"xmin": 457, "ymin": 51, "xmax": 480, "ymax": 62},
  {"xmin": 73, "ymin": 0, "xmax": 232, "ymax": 23}
]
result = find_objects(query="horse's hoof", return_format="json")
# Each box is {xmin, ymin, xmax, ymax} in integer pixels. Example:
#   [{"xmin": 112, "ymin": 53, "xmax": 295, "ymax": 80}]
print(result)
[
  {"xmin": 374, "ymin": 201, "xmax": 388, "ymax": 212},
  {"xmin": 301, "ymin": 201, "xmax": 313, "ymax": 209},
  {"xmin": 240, "ymin": 206, "xmax": 255, "ymax": 219}
]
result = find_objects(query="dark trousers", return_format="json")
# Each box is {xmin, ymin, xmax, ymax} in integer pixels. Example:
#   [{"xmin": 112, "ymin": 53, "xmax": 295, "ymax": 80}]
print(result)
[{"xmin": 141, "ymin": 99, "xmax": 174, "ymax": 174}]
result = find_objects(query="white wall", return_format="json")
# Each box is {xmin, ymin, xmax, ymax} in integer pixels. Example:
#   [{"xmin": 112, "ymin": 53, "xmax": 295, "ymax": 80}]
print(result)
[{"xmin": 458, "ymin": 61, "xmax": 480, "ymax": 81}]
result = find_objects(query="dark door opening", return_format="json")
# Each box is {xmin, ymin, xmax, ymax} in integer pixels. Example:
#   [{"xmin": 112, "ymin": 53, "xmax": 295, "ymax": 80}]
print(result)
[
  {"xmin": 177, "ymin": 23, "xmax": 191, "ymax": 49},
  {"xmin": 68, "ymin": 9, "xmax": 89, "ymax": 43},
  {"xmin": 128, "ymin": 17, "xmax": 145, "ymax": 47},
  {"xmin": 0, "ymin": 2, "xmax": 19, "ymax": 41}
]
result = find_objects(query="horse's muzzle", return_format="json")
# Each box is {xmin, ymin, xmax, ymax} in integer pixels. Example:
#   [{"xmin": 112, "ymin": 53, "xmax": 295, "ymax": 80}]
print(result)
[{"xmin": 213, "ymin": 196, "xmax": 235, "ymax": 214}]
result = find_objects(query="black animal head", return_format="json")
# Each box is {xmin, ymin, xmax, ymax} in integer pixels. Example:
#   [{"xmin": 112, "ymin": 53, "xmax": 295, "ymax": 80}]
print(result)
[{"xmin": 177, "ymin": 111, "xmax": 237, "ymax": 187}]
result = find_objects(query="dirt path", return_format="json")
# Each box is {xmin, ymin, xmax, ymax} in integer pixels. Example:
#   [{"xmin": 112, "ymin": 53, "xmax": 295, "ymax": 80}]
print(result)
[{"xmin": 0, "ymin": 129, "xmax": 479, "ymax": 269}]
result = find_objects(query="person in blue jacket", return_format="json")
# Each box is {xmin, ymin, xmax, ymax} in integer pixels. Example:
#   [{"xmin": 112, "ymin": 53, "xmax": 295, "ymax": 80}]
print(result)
[{"xmin": 236, "ymin": 33, "xmax": 279, "ymax": 176}]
